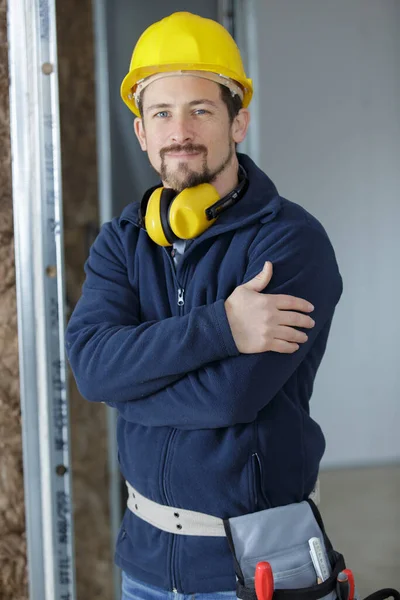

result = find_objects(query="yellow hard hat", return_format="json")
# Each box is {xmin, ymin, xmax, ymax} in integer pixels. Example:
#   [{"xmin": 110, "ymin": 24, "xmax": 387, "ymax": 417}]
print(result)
[{"xmin": 120, "ymin": 11, "xmax": 253, "ymax": 117}]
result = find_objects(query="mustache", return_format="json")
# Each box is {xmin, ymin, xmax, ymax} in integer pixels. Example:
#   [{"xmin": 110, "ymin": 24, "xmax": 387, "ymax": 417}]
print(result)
[{"xmin": 160, "ymin": 144, "xmax": 208, "ymax": 157}]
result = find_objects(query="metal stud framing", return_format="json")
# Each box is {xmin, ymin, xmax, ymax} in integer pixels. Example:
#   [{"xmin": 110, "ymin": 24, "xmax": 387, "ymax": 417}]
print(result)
[{"xmin": 8, "ymin": 0, "xmax": 76, "ymax": 598}]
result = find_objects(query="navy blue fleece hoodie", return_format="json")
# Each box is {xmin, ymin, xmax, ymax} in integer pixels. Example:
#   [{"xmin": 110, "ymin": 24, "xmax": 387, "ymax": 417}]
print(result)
[{"xmin": 65, "ymin": 153, "xmax": 342, "ymax": 593}]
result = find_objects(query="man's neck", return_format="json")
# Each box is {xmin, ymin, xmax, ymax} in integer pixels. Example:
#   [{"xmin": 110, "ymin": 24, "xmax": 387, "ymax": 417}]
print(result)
[{"xmin": 211, "ymin": 154, "xmax": 240, "ymax": 199}]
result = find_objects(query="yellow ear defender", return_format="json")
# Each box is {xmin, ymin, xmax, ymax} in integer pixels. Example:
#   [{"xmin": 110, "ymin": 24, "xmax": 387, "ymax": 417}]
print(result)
[{"xmin": 140, "ymin": 166, "xmax": 248, "ymax": 246}]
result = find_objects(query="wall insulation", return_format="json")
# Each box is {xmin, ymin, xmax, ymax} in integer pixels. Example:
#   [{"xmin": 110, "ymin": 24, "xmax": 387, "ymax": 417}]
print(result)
[
  {"xmin": 57, "ymin": 0, "xmax": 113, "ymax": 598},
  {"xmin": 0, "ymin": 0, "xmax": 28, "ymax": 596},
  {"xmin": 1, "ymin": 0, "xmax": 113, "ymax": 598}
]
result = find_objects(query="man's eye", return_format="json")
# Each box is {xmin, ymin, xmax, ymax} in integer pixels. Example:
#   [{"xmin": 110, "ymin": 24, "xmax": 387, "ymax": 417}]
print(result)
[
  {"xmin": 155, "ymin": 111, "xmax": 169, "ymax": 118},
  {"xmin": 194, "ymin": 109, "xmax": 209, "ymax": 115}
]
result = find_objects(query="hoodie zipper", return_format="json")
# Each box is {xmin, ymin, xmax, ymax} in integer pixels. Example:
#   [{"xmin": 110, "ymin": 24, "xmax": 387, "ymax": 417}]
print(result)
[
  {"xmin": 251, "ymin": 452, "xmax": 271, "ymax": 509},
  {"xmin": 177, "ymin": 287, "xmax": 185, "ymax": 308},
  {"xmin": 162, "ymin": 248, "xmax": 185, "ymax": 591},
  {"xmin": 164, "ymin": 247, "xmax": 185, "ymax": 315}
]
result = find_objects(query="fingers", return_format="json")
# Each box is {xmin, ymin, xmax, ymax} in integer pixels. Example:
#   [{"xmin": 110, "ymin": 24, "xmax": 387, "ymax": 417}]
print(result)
[
  {"xmin": 278, "ymin": 311, "xmax": 315, "ymax": 329},
  {"xmin": 269, "ymin": 339, "xmax": 300, "ymax": 354},
  {"xmin": 274, "ymin": 294, "xmax": 314, "ymax": 313},
  {"xmin": 273, "ymin": 325, "xmax": 309, "ymax": 344}
]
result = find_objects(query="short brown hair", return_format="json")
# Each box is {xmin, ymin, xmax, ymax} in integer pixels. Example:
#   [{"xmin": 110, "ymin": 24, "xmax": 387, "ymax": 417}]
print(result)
[{"xmin": 219, "ymin": 84, "xmax": 243, "ymax": 123}]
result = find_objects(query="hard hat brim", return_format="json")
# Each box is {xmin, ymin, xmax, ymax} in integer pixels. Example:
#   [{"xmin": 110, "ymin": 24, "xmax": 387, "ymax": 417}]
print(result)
[{"xmin": 121, "ymin": 64, "xmax": 253, "ymax": 117}]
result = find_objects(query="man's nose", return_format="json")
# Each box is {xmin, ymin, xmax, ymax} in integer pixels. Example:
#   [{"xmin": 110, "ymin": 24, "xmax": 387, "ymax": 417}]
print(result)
[{"xmin": 170, "ymin": 116, "xmax": 194, "ymax": 145}]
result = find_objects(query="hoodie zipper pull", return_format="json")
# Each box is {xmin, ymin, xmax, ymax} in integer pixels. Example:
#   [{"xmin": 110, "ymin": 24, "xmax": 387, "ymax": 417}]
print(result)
[{"xmin": 177, "ymin": 288, "xmax": 185, "ymax": 307}]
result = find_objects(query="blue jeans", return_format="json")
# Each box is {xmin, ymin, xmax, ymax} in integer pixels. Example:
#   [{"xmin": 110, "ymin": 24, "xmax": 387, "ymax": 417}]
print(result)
[{"xmin": 121, "ymin": 571, "xmax": 237, "ymax": 600}]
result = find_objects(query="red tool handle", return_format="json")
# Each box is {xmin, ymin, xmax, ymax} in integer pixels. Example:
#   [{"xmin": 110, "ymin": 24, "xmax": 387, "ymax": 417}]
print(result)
[
  {"xmin": 255, "ymin": 561, "xmax": 274, "ymax": 600},
  {"xmin": 343, "ymin": 569, "xmax": 355, "ymax": 600}
]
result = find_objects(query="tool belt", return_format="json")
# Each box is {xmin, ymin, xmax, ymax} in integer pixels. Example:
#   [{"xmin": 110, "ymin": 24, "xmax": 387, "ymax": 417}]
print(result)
[
  {"xmin": 125, "ymin": 480, "xmax": 320, "ymax": 535},
  {"xmin": 126, "ymin": 481, "xmax": 399, "ymax": 600}
]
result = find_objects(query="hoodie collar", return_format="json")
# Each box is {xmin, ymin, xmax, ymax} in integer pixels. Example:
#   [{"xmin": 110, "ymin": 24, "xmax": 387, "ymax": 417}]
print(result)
[{"xmin": 119, "ymin": 153, "xmax": 281, "ymax": 238}]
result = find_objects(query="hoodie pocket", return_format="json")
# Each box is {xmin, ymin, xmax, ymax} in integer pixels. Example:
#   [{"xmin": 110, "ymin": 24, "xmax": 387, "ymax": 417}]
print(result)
[{"xmin": 251, "ymin": 452, "xmax": 271, "ymax": 510}]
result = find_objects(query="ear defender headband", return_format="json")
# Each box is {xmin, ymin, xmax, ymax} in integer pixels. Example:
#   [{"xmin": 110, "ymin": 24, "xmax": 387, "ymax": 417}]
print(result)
[{"xmin": 140, "ymin": 166, "xmax": 248, "ymax": 247}]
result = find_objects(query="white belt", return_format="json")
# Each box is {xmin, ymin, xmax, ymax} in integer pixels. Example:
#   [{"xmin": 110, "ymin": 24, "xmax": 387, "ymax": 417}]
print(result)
[{"xmin": 126, "ymin": 479, "xmax": 320, "ymax": 537}]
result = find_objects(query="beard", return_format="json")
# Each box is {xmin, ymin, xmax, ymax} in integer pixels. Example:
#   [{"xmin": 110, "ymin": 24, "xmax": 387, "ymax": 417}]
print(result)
[{"xmin": 156, "ymin": 142, "xmax": 235, "ymax": 192}]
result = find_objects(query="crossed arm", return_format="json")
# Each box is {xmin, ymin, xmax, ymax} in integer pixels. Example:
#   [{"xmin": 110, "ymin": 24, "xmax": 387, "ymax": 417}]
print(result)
[{"xmin": 65, "ymin": 219, "xmax": 342, "ymax": 429}]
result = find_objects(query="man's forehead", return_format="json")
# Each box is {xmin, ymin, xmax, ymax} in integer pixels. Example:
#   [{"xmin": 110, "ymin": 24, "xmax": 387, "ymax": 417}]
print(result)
[{"xmin": 143, "ymin": 75, "xmax": 222, "ymax": 105}]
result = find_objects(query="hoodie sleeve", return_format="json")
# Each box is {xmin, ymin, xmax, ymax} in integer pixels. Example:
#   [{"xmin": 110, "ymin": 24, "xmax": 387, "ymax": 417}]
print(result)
[
  {"xmin": 65, "ymin": 219, "xmax": 239, "ymax": 402},
  {"xmin": 108, "ymin": 221, "xmax": 343, "ymax": 429}
]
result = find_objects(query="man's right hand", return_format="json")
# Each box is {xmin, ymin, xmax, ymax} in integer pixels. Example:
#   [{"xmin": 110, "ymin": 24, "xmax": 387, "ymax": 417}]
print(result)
[{"xmin": 225, "ymin": 262, "xmax": 315, "ymax": 354}]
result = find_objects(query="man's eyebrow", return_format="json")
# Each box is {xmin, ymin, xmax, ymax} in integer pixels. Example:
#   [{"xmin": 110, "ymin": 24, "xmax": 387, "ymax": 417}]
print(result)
[
  {"xmin": 188, "ymin": 99, "xmax": 218, "ymax": 108},
  {"xmin": 145, "ymin": 103, "xmax": 172, "ymax": 113},
  {"xmin": 145, "ymin": 99, "xmax": 219, "ymax": 113}
]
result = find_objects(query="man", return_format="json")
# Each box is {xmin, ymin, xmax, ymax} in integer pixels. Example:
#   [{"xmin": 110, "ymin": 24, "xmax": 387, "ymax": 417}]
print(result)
[{"xmin": 65, "ymin": 11, "xmax": 342, "ymax": 600}]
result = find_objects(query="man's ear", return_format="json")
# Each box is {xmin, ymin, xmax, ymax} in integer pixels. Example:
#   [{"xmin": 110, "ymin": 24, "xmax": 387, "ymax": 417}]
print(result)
[
  {"xmin": 231, "ymin": 108, "xmax": 250, "ymax": 145},
  {"xmin": 134, "ymin": 117, "xmax": 147, "ymax": 151}
]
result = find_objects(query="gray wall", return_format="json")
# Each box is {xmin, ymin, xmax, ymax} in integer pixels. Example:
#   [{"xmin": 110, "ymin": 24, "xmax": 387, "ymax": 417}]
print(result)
[
  {"xmin": 106, "ymin": 0, "xmax": 219, "ymax": 216},
  {"xmin": 246, "ymin": 0, "xmax": 400, "ymax": 467}
]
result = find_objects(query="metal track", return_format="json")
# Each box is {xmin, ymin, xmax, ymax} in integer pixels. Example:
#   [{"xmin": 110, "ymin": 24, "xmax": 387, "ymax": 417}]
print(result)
[{"xmin": 8, "ymin": 0, "xmax": 76, "ymax": 598}]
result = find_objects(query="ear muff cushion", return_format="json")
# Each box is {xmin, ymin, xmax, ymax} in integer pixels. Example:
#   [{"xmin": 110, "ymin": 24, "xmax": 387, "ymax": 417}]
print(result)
[
  {"xmin": 160, "ymin": 188, "xmax": 178, "ymax": 244},
  {"xmin": 145, "ymin": 188, "xmax": 175, "ymax": 246}
]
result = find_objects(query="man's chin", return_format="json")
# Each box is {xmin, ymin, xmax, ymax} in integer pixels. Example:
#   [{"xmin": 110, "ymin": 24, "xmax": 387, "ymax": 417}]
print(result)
[
  {"xmin": 164, "ymin": 168, "xmax": 207, "ymax": 192},
  {"xmin": 165, "ymin": 178, "xmax": 196, "ymax": 193}
]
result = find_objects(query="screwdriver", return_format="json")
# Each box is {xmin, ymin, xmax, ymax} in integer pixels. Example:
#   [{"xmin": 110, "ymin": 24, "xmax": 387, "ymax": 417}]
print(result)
[
  {"xmin": 337, "ymin": 569, "xmax": 356, "ymax": 600},
  {"xmin": 255, "ymin": 561, "xmax": 274, "ymax": 600}
]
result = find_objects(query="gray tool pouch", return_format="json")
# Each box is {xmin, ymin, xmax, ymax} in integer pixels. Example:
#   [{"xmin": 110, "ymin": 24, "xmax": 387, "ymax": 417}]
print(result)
[
  {"xmin": 223, "ymin": 499, "xmax": 400, "ymax": 600},
  {"xmin": 223, "ymin": 499, "xmax": 345, "ymax": 600}
]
